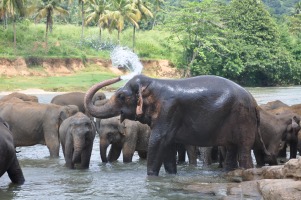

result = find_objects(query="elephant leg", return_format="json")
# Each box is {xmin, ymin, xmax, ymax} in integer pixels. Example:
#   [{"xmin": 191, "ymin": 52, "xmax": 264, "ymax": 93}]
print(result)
[
  {"xmin": 278, "ymin": 143, "xmax": 287, "ymax": 158},
  {"xmin": 218, "ymin": 146, "xmax": 226, "ymax": 168},
  {"xmin": 108, "ymin": 144, "xmax": 122, "ymax": 162},
  {"xmin": 185, "ymin": 145, "xmax": 197, "ymax": 166},
  {"xmin": 7, "ymin": 156, "xmax": 25, "ymax": 185},
  {"xmin": 224, "ymin": 145, "xmax": 238, "ymax": 171},
  {"xmin": 238, "ymin": 146, "xmax": 253, "ymax": 169},
  {"xmin": 176, "ymin": 143, "xmax": 186, "ymax": 164},
  {"xmin": 290, "ymin": 141, "xmax": 298, "ymax": 159},
  {"xmin": 163, "ymin": 143, "xmax": 177, "ymax": 174},
  {"xmin": 122, "ymin": 142, "xmax": 136, "ymax": 163},
  {"xmin": 138, "ymin": 151, "xmax": 147, "ymax": 159},
  {"xmin": 199, "ymin": 147, "xmax": 212, "ymax": 166},
  {"xmin": 64, "ymin": 144, "xmax": 74, "ymax": 169},
  {"xmin": 253, "ymin": 149, "xmax": 265, "ymax": 167}
]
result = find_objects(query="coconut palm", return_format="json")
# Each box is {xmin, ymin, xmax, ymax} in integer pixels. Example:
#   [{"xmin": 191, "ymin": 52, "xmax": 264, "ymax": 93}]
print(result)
[
  {"xmin": 85, "ymin": 0, "xmax": 110, "ymax": 41},
  {"xmin": 2, "ymin": 0, "xmax": 25, "ymax": 52},
  {"xmin": 150, "ymin": 0, "xmax": 164, "ymax": 29},
  {"xmin": 108, "ymin": 0, "xmax": 140, "ymax": 43},
  {"xmin": 131, "ymin": 0, "xmax": 153, "ymax": 50},
  {"xmin": 34, "ymin": 0, "xmax": 69, "ymax": 49}
]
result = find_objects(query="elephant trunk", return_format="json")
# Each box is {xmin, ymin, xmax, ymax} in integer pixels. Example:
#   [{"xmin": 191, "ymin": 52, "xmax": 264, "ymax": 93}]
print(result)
[
  {"xmin": 99, "ymin": 139, "xmax": 109, "ymax": 163},
  {"xmin": 72, "ymin": 139, "xmax": 84, "ymax": 163},
  {"xmin": 84, "ymin": 77, "xmax": 121, "ymax": 119}
]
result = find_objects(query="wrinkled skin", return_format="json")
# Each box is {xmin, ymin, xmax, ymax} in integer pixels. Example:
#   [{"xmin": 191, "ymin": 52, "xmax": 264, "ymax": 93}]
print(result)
[
  {"xmin": 262, "ymin": 103, "xmax": 301, "ymax": 159},
  {"xmin": 59, "ymin": 112, "xmax": 96, "ymax": 169},
  {"xmin": 51, "ymin": 92, "xmax": 106, "ymax": 116},
  {"xmin": 0, "ymin": 117, "xmax": 25, "ymax": 185},
  {"xmin": 253, "ymin": 108, "xmax": 301, "ymax": 166},
  {"xmin": 85, "ymin": 75, "xmax": 269, "ymax": 176},
  {"xmin": 0, "ymin": 92, "xmax": 38, "ymax": 102},
  {"xmin": 96, "ymin": 116, "xmax": 150, "ymax": 163},
  {"xmin": 0, "ymin": 99, "xmax": 79, "ymax": 157}
]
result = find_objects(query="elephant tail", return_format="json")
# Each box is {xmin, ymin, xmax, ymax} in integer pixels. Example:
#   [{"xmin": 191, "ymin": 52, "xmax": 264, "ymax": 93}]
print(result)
[{"xmin": 255, "ymin": 106, "xmax": 271, "ymax": 158}]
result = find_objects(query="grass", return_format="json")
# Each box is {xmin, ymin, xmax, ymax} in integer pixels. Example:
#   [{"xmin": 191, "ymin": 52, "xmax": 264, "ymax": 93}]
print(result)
[
  {"xmin": 0, "ymin": 22, "xmax": 182, "ymax": 62},
  {"xmin": 0, "ymin": 23, "xmax": 182, "ymax": 92},
  {"xmin": 0, "ymin": 65, "xmax": 127, "ymax": 92}
]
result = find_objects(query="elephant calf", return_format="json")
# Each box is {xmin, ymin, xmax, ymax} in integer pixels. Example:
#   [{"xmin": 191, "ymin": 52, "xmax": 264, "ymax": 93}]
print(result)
[
  {"xmin": 96, "ymin": 116, "xmax": 151, "ymax": 163},
  {"xmin": 59, "ymin": 112, "xmax": 96, "ymax": 169},
  {"xmin": 0, "ymin": 117, "xmax": 25, "ymax": 184},
  {"xmin": 253, "ymin": 108, "xmax": 301, "ymax": 166}
]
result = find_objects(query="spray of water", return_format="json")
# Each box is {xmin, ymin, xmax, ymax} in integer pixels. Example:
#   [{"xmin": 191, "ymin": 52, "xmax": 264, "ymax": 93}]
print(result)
[{"xmin": 110, "ymin": 46, "xmax": 143, "ymax": 80}]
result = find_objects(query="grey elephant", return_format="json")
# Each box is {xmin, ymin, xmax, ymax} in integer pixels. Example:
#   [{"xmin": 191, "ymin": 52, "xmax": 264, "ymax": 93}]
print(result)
[
  {"xmin": 51, "ymin": 91, "xmax": 106, "ymax": 115},
  {"xmin": 251, "ymin": 107, "xmax": 301, "ymax": 166},
  {"xmin": 0, "ymin": 117, "xmax": 25, "ymax": 185},
  {"xmin": 0, "ymin": 98, "xmax": 79, "ymax": 157},
  {"xmin": 84, "ymin": 75, "xmax": 270, "ymax": 176},
  {"xmin": 96, "ymin": 116, "xmax": 150, "ymax": 163},
  {"xmin": 0, "ymin": 92, "xmax": 38, "ymax": 102},
  {"xmin": 59, "ymin": 112, "xmax": 96, "ymax": 169},
  {"xmin": 176, "ymin": 143, "xmax": 199, "ymax": 165}
]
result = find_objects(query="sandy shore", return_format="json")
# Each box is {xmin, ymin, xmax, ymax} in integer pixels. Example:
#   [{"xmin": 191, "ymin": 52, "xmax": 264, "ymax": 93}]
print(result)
[{"xmin": 0, "ymin": 89, "xmax": 66, "ymax": 95}]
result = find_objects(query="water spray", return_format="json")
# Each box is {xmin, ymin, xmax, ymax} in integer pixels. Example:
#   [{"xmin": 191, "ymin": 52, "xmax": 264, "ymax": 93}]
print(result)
[{"xmin": 110, "ymin": 46, "xmax": 143, "ymax": 80}]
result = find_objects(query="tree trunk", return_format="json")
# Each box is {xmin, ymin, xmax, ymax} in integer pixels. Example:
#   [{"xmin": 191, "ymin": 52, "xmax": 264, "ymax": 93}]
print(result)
[
  {"xmin": 118, "ymin": 31, "xmax": 120, "ymax": 44},
  {"xmin": 46, "ymin": 16, "xmax": 49, "ymax": 51},
  {"xmin": 81, "ymin": 1, "xmax": 84, "ymax": 40},
  {"xmin": 133, "ymin": 26, "xmax": 136, "ymax": 52}
]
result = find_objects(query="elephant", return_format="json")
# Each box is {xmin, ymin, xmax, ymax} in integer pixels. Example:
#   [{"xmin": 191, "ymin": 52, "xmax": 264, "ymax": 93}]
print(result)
[
  {"xmin": 96, "ymin": 116, "xmax": 150, "ymax": 163},
  {"xmin": 0, "ymin": 99, "xmax": 79, "ymax": 157},
  {"xmin": 259, "ymin": 100, "xmax": 289, "ymax": 111},
  {"xmin": 261, "ymin": 103, "xmax": 301, "ymax": 159},
  {"xmin": 51, "ymin": 91, "xmax": 106, "ymax": 116},
  {"xmin": 84, "ymin": 75, "xmax": 270, "ymax": 176},
  {"xmin": 253, "ymin": 108, "xmax": 301, "ymax": 166},
  {"xmin": 59, "ymin": 112, "xmax": 96, "ymax": 169},
  {"xmin": 0, "ymin": 92, "xmax": 38, "ymax": 102},
  {"xmin": 0, "ymin": 117, "xmax": 25, "ymax": 185}
]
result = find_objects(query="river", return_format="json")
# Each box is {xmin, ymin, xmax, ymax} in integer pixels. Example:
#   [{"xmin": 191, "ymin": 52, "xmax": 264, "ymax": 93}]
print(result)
[{"xmin": 0, "ymin": 86, "xmax": 301, "ymax": 200}]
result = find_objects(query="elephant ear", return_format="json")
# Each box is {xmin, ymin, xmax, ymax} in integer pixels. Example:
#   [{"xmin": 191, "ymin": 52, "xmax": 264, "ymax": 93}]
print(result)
[{"xmin": 136, "ymin": 85, "xmax": 146, "ymax": 116}]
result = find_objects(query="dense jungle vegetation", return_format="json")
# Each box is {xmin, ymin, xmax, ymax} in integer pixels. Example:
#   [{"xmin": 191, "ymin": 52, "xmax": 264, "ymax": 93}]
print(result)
[{"xmin": 0, "ymin": 0, "xmax": 301, "ymax": 86}]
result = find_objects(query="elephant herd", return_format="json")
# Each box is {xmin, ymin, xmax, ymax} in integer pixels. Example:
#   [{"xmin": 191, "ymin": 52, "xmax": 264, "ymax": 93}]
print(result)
[{"xmin": 1, "ymin": 75, "xmax": 301, "ymax": 185}]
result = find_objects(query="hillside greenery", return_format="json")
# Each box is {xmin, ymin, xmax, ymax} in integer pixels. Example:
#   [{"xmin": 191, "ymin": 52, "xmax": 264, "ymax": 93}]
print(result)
[{"xmin": 1, "ymin": 0, "xmax": 301, "ymax": 86}]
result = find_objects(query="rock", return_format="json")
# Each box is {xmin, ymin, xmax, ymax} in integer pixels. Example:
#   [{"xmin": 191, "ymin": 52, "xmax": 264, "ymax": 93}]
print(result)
[{"xmin": 258, "ymin": 179, "xmax": 301, "ymax": 200}]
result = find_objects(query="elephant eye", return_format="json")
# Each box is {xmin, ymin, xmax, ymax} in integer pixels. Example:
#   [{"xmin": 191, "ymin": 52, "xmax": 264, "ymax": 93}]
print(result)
[{"xmin": 118, "ymin": 93, "xmax": 126, "ymax": 101}]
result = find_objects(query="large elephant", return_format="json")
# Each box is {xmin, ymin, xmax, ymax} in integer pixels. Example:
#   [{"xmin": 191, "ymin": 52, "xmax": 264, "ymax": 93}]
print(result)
[
  {"xmin": 96, "ymin": 116, "xmax": 150, "ymax": 163},
  {"xmin": 51, "ymin": 91, "xmax": 106, "ymax": 115},
  {"xmin": 253, "ymin": 108, "xmax": 300, "ymax": 166},
  {"xmin": 0, "ymin": 117, "xmax": 25, "ymax": 185},
  {"xmin": 0, "ymin": 92, "xmax": 38, "ymax": 102},
  {"xmin": 59, "ymin": 112, "xmax": 96, "ymax": 169},
  {"xmin": 84, "ymin": 75, "xmax": 270, "ymax": 176},
  {"xmin": 0, "ymin": 98, "xmax": 79, "ymax": 157}
]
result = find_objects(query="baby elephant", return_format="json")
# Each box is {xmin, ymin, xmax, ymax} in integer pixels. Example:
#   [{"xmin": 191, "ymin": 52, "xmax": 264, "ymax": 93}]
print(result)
[
  {"xmin": 96, "ymin": 116, "xmax": 151, "ymax": 163},
  {"xmin": 59, "ymin": 112, "xmax": 96, "ymax": 169}
]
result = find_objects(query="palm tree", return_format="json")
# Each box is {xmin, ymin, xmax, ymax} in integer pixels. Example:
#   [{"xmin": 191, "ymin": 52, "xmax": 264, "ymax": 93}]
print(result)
[
  {"xmin": 108, "ymin": 0, "xmax": 140, "ymax": 43},
  {"xmin": 131, "ymin": 0, "xmax": 153, "ymax": 50},
  {"xmin": 85, "ymin": 0, "xmax": 110, "ymax": 41},
  {"xmin": 2, "ymin": 0, "xmax": 25, "ymax": 53},
  {"xmin": 34, "ymin": 0, "xmax": 69, "ymax": 49},
  {"xmin": 68, "ymin": 0, "xmax": 92, "ymax": 40}
]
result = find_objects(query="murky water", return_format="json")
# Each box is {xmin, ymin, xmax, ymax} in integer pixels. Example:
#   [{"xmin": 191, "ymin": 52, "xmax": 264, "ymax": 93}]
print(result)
[{"xmin": 0, "ymin": 86, "xmax": 301, "ymax": 199}]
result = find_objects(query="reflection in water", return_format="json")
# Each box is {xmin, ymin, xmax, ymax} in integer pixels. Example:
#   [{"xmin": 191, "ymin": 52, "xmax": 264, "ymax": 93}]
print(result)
[{"xmin": 0, "ymin": 86, "xmax": 300, "ymax": 199}]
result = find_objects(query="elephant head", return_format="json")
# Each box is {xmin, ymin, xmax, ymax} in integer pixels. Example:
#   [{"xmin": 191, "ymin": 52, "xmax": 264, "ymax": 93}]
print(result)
[
  {"xmin": 98, "ymin": 117, "xmax": 125, "ymax": 162},
  {"xmin": 84, "ymin": 75, "xmax": 152, "ymax": 124}
]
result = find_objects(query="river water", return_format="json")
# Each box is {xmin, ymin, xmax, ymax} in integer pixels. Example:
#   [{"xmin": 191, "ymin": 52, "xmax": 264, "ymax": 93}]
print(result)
[{"xmin": 0, "ymin": 86, "xmax": 301, "ymax": 200}]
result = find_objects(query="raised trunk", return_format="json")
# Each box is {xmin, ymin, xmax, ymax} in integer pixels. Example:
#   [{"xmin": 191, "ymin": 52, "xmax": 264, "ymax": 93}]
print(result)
[{"xmin": 84, "ymin": 77, "xmax": 121, "ymax": 118}]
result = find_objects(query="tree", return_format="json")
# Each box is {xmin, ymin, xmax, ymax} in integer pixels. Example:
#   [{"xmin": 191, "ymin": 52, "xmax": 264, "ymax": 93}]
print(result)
[
  {"xmin": 150, "ymin": 0, "xmax": 164, "ymax": 29},
  {"xmin": 108, "ymin": 0, "xmax": 140, "ymax": 43},
  {"xmin": 34, "ymin": 0, "xmax": 69, "ymax": 49},
  {"xmin": 131, "ymin": 0, "xmax": 153, "ymax": 50},
  {"xmin": 85, "ymin": 0, "xmax": 110, "ymax": 41},
  {"xmin": 2, "ymin": 0, "xmax": 25, "ymax": 53}
]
